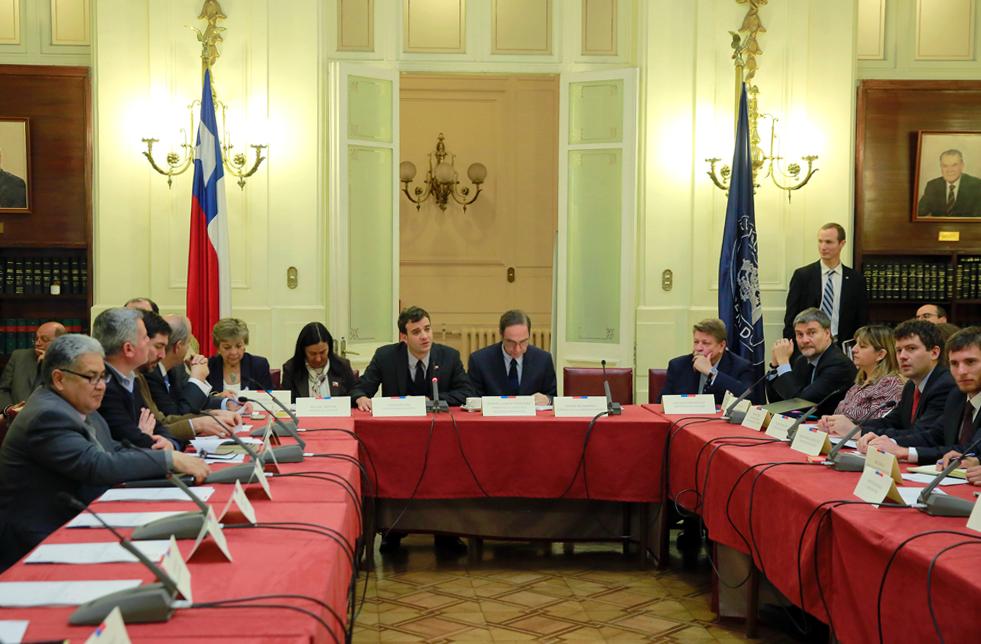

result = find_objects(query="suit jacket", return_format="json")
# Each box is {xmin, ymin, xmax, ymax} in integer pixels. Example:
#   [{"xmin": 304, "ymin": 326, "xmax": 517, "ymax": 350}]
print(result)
[
  {"xmin": 136, "ymin": 372, "xmax": 195, "ymax": 440},
  {"xmin": 661, "ymin": 350, "xmax": 754, "ymax": 405},
  {"xmin": 350, "ymin": 342, "xmax": 472, "ymax": 406},
  {"xmin": 861, "ymin": 366, "xmax": 954, "ymax": 437},
  {"xmin": 282, "ymin": 356, "xmax": 357, "ymax": 399},
  {"xmin": 895, "ymin": 388, "xmax": 981, "ymax": 464},
  {"xmin": 917, "ymin": 173, "xmax": 981, "ymax": 217},
  {"xmin": 0, "ymin": 168, "xmax": 26, "ymax": 209},
  {"xmin": 0, "ymin": 387, "xmax": 168, "ymax": 570},
  {"xmin": 766, "ymin": 343, "xmax": 857, "ymax": 416},
  {"xmin": 0, "ymin": 348, "xmax": 40, "ymax": 409},
  {"xmin": 782, "ymin": 261, "xmax": 868, "ymax": 343},
  {"xmin": 162, "ymin": 365, "xmax": 225, "ymax": 413},
  {"xmin": 467, "ymin": 343, "xmax": 557, "ymax": 398},
  {"xmin": 99, "ymin": 367, "xmax": 182, "ymax": 450},
  {"xmin": 207, "ymin": 353, "xmax": 273, "ymax": 392}
]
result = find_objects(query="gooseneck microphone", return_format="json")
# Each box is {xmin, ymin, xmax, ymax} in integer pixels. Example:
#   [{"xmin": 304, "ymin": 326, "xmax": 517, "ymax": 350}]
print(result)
[
  {"xmin": 205, "ymin": 429, "xmax": 266, "ymax": 485},
  {"xmin": 429, "ymin": 376, "xmax": 448, "ymax": 413},
  {"xmin": 59, "ymin": 493, "xmax": 178, "ymax": 625},
  {"xmin": 785, "ymin": 387, "xmax": 846, "ymax": 442},
  {"xmin": 601, "ymin": 360, "xmax": 622, "ymax": 416},
  {"xmin": 231, "ymin": 396, "xmax": 305, "ymax": 463},
  {"xmin": 827, "ymin": 400, "xmax": 898, "ymax": 470},
  {"xmin": 244, "ymin": 379, "xmax": 303, "ymax": 440},
  {"xmin": 917, "ymin": 434, "xmax": 981, "ymax": 516},
  {"xmin": 724, "ymin": 368, "xmax": 776, "ymax": 424}
]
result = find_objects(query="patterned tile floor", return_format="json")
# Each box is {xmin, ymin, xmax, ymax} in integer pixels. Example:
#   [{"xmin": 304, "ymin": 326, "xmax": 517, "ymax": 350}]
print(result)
[{"xmin": 350, "ymin": 537, "xmax": 799, "ymax": 642}]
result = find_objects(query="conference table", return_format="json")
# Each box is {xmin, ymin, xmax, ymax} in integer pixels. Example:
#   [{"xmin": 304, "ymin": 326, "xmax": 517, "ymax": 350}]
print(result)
[{"xmin": 652, "ymin": 405, "xmax": 981, "ymax": 644}]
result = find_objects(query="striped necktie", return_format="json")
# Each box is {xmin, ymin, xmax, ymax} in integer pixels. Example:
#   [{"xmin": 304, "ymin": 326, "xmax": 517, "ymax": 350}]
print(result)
[
  {"xmin": 821, "ymin": 270, "xmax": 835, "ymax": 318},
  {"xmin": 946, "ymin": 184, "xmax": 956, "ymax": 214}
]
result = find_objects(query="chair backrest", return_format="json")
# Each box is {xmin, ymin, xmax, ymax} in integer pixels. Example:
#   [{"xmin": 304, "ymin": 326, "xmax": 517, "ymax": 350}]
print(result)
[
  {"xmin": 270, "ymin": 368, "xmax": 282, "ymax": 390},
  {"xmin": 562, "ymin": 367, "xmax": 633, "ymax": 405},
  {"xmin": 648, "ymin": 368, "xmax": 668, "ymax": 404}
]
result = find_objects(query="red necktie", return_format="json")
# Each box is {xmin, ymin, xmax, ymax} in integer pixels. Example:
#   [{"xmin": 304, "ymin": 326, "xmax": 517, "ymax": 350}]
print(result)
[
  {"xmin": 959, "ymin": 400, "xmax": 976, "ymax": 445},
  {"xmin": 910, "ymin": 387, "xmax": 921, "ymax": 424}
]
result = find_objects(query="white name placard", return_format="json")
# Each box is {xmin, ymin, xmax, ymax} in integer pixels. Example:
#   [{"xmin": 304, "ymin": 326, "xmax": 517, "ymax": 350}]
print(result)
[
  {"xmin": 481, "ymin": 396, "xmax": 537, "ymax": 417},
  {"xmin": 721, "ymin": 391, "xmax": 751, "ymax": 418},
  {"xmin": 161, "ymin": 536, "xmax": 192, "ymax": 601},
  {"xmin": 553, "ymin": 396, "xmax": 609, "ymax": 417},
  {"xmin": 371, "ymin": 396, "xmax": 428, "ymax": 417},
  {"xmin": 740, "ymin": 406, "xmax": 769, "ymax": 431},
  {"xmin": 295, "ymin": 396, "xmax": 352, "ymax": 417},
  {"xmin": 83, "ymin": 606, "xmax": 131, "ymax": 644},
  {"xmin": 967, "ymin": 497, "xmax": 981, "ymax": 533},
  {"xmin": 790, "ymin": 426, "xmax": 831, "ymax": 456},
  {"xmin": 245, "ymin": 390, "xmax": 293, "ymax": 416},
  {"xmin": 853, "ymin": 466, "xmax": 904, "ymax": 505},
  {"xmin": 865, "ymin": 446, "xmax": 902, "ymax": 483},
  {"xmin": 765, "ymin": 414, "xmax": 797, "ymax": 440},
  {"xmin": 661, "ymin": 394, "xmax": 717, "ymax": 415}
]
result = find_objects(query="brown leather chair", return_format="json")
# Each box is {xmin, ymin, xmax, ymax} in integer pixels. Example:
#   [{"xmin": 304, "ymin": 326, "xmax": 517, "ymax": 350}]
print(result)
[
  {"xmin": 562, "ymin": 367, "xmax": 633, "ymax": 404},
  {"xmin": 270, "ymin": 368, "xmax": 282, "ymax": 389},
  {"xmin": 648, "ymin": 368, "xmax": 668, "ymax": 404}
]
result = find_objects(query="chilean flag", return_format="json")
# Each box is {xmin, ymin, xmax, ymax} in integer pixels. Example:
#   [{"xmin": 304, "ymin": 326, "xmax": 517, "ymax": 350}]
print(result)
[{"xmin": 186, "ymin": 69, "xmax": 231, "ymax": 356}]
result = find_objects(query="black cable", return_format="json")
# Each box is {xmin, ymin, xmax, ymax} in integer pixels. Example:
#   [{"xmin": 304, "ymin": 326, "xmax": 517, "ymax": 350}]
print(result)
[
  {"xmin": 557, "ymin": 410, "xmax": 608, "ymax": 498},
  {"xmin": 447, "ymin": 409, "xmax": 490, "ymax": 496},
  {"xmin": 271, "ymin": 472, "xmax": 363, "ymax": 532},
  {"xmin": 926, "ymin": 538, "xmax": 981, "ymax": 643},
  {"xmin": 305, "ymin": 453, "xmax": 375, "ymax": 496},
  {"xmin": 382, "ymin": 415, "xmax": 437, "ymax": 540},
  {"xmin": 297, "ymin": 426, "xmax": 380, "ymax": 499},
  {"xmin": 189, "ymin": 594, "xmax": 343, "ymax": 644},
  {"xmin": 661, "ymin": 416, "xmax": 721, "ymax": 503}
]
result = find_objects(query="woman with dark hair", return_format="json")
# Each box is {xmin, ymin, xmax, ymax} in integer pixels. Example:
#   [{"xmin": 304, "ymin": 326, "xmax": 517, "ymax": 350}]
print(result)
[{"xmin": 281, "ymin": 322, "xmax": 357, "ymax": 399}]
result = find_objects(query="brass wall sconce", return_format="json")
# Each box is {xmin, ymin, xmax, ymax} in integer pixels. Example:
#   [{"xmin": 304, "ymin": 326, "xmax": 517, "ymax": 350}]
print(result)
[
  {"xmin": 705, "ymin": 0, "xmax": 818, "ymax": 201},
  {"xmin": 400, "ymin": 133, "xmax": 487, "ymax": 212},
  {"xmin": 140, "ymin": 0, "xmax": 266, "ymax": 190}
]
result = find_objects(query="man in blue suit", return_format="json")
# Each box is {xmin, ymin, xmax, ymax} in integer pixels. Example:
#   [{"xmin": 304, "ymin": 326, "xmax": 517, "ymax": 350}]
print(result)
[
  {"xmin": 661, "ymin": 318, "xmax": 754, "ymax": 404},
  {"xmin": 468, "ymin": 310, "xmax": 556, "ymax": 405}
]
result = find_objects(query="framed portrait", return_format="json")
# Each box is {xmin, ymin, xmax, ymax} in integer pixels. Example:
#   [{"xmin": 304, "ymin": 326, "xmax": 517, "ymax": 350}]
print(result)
[
  {"xmin": 913, "ymin": 130, "xmax": 981, "ymax": 222},
  {"xmin": 0, "ymin": 117, "xmax": 31, "ymax": 213}
]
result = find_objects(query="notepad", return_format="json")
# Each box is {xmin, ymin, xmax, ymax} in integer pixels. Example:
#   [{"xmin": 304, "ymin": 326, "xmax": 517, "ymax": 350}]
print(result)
[
  {"xmin": 901, "ymin": 472, "xmax": 968, "ymax": 486},
  {"xmin": 0, "ymin": 580, "xmax": 142, "ymax": 607},
  {"xmin": 908, "ymin": 464, "xmax": 967, "ymax": 479},
  {"xmin": 25, "ymin": 540, "xmax": 171, "ymax": 565},
  {"xmin": 98, "ymin": 487, "xmax": 215, "ymax": 503},
  {"xmin": 66, "ymin": 511, "xmax": 187, "ymax": 528}
]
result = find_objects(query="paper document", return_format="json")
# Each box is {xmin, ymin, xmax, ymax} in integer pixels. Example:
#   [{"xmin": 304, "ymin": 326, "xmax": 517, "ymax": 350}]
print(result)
[
  {"xmin": 0, "ymin": 621, "xmax": 28, "ymax": 644},
  {"xmin": 204, "ymin": 453, "xmax": 245, "ymax": 464},
  {"xmin": 98, "ymin": 487, "xmax": 215, "ymax": 503},
  {"xmin": 897, "ymin": 486, "xmax": 946, "ymax": 507},
  {"xmin": 25, "ymin": 540, "xmax": 171, "ymax": 565},
  {"xmin": 901, "ymin": 473, "xmax": 967, "ymax": 486},
  {"xmin": 66, "ymin": 511, "xmax": 187, "ymax": 528},
  {"xmin": 0, "ymin": 580, "xmax": 142, "ymax": 607},
  {"xmin": 191, "ymin": 436, "xmax": 260, "ymax": 454},
  {"xmin": 908, "ymin": 464, "xmax": 967, "ymax": 479},
  {"xmin": 828, "ymin": 437, "xmax": 857, "ymax": 449}
]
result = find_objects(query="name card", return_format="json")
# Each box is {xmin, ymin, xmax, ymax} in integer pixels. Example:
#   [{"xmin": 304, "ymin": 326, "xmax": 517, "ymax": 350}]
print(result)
[
  {"xmin": 84, "ymin": 606, "xmax": 131, "ymax": 644},
  {"xmin": 246, "ymin": 390, "xmax": 293, "ymax": 417},
  {"xmin": 371, "ymin": 396, "xmax": 428, "ymax": 417},
  {"xmin": 219, "ymin": 480, "xmax": 257, "ymax": 524},
  {"xmin": 765, "ymin": 414, "xmax": 797, "ymax": 440},
  {"xmin": 661, "ymin": 394, "xmax": 717, "ymax": 415},
  {"xmin": 481, "ymin": 396, "xmax": 537, "ymax": 417},
  {"xmin": 740, "ymin": 406, "xmax": 769, "ymax": 431},
  {"xmin": 790, "ymin": 426, "xmax": 831, "ymax": 456},
  {"xmin": 721, "ymin": 391, "xmax": 751, "ymax": 418},
  {"xmin": 553, "ymin": 396, "xmax": 609, "ymax": 417},
  {"xmin": 865, "ymin": 446, "xmax": 902, "ymax": 483},
  {"xmin": 295, "ymin": 396, "xmax": 351, "ymax": 417},
  {"xmin": 188, "ymin": 507, "xmax": 233, "ymax": 562},
  {"xmin": 968, "ymin": 497, "xmax": 981, "ymax": 533},
  {"xmin": 854, "ymin": 466, "xmax": 905, "ymax": 505},
  {"xmin": 161, "ymin": 536, "xmax": 192, "ymax": 601}
]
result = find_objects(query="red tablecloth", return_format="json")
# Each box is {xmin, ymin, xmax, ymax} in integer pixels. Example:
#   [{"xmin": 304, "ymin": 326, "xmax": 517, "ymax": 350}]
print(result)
[
  {"xmin": 0, "ymin": 433, "xmax": 362, "ymax": 644},
  {"xmin": 348, "ymin": 405, "xmax": 667, "ymax": 501},
  {"xmin": 651, "ymin": 405, "xmax": 981, "ymax": 643}
]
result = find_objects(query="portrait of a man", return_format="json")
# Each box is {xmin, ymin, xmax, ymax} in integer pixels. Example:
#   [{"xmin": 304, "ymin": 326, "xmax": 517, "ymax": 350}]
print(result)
[
  {"xmin": 0, "ymin": 118, "xmax": 30, "ymax": 211},
  {"xmin": 914, "ymin": 132, "xmax": 981, "ymax": 221}
]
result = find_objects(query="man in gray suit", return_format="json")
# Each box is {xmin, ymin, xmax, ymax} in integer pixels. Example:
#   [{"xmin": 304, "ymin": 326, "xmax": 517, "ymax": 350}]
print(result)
[
  {"xmin": 0, "ymin": 320, "xmax": 66, "ymax": 419},
  {"xmin": 0, "ymin": 334, "xmax": 210, "ymax": 571}
]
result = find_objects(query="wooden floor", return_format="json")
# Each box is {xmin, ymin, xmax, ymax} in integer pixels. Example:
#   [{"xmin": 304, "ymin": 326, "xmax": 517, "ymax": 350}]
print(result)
[{"xmin": 351, "ymin": 536, "xmax": 799, "ymax": 642}]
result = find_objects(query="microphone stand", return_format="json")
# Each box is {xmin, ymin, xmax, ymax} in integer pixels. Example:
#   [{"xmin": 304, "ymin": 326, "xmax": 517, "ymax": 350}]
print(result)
[
  {"xmin": 724, "ymin": 369, "xmax": 776, "ymax": 424},
  {"xmin": 786, "ymin": 387, "xmax": 845, "ymax": 442},
  {"xmin": 243, "ymin": 378, "xmax": 300, "ymax": 437},
  {"xmin": 205, "ymin": 429, "xmax": 267, "ymax": 485},
  {"xmin": 235, "ymin": 396, "xmax": 305, "ymax": 463},
  {"xmin": 917, "ymin": 435, "xmax": 981, "ymax": 517},
  {"xmin": 601, "ymin": 360, "xmax": 622, "ymax": 416},
  {"xmin": 826, "ymin": 400, "xmax": 898, "ymax": 472},
  {"xmin": 428, "ymin": 376, "xmax": 448, "ymax": 413}
]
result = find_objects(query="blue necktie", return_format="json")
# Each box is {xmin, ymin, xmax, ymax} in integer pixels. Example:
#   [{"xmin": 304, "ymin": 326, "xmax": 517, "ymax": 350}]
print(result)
[{"xmin": 507, "ymin": 359, "xmax": 519, "ymax": 395}]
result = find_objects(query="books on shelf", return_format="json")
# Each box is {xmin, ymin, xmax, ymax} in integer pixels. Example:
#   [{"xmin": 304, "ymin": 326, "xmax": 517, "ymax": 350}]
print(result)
[
  {"xmin": 0, "ymin": 318, "xmax": 86, "ymax": 354},
  {"xmin": 863, "ymin": 261, "xmax": 952, "ymax": 301},
  {"xmin": 0, "ymin": 255, "xmax": 88, "ymax": 296}
]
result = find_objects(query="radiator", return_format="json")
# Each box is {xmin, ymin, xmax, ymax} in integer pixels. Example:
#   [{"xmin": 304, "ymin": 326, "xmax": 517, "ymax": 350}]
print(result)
[{"xmin": 461, "ymin": 327, "xmax": 552, "ymax": 364}]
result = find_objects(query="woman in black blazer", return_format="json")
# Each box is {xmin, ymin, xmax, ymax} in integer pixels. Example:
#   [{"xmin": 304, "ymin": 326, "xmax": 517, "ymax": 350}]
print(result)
[
  {"xmin": 281, "ymin": 322, "xmax": 357, "ymax": 399},
  {"xmin": 207, "ymin": 318, "xmax": 273, "ymax": 392}
]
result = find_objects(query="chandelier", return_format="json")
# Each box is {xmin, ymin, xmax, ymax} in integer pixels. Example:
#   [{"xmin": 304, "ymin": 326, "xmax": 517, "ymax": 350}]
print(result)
[{"xmin": 400, "ymin": 134, "xmax": 487, "ymax": 212}]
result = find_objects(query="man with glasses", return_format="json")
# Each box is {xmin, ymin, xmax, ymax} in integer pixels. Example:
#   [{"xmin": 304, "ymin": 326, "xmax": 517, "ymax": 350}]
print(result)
[
  {"xmin": 0, "ymin": 334, "xmax": 210, "ymax": 571},
  {"xmin": 916, "ymin": 303, "xmax": 948, "ymax": 324},
  {"xmin": 0, "ymin": 320, "xmax": 66, "ymax": 421},
  {"xmin": 467, "ymin": 309, "xmax": 556, "ymax": 405}
]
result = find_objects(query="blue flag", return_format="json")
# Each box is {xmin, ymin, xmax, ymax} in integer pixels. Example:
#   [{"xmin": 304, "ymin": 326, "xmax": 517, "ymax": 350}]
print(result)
[{"xmin": 718, "ymin": 84, "xmax": 765, "ymax": 383}]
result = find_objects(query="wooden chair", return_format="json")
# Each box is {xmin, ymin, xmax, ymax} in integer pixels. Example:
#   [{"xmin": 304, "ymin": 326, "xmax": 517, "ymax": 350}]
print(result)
[
  {"xmin": 648, "ymin": 368, "xmax": 668, "ymax": 404},
  {"xmin": 562, "ymin": 367, "xmax": 633, "ymax": 403}
]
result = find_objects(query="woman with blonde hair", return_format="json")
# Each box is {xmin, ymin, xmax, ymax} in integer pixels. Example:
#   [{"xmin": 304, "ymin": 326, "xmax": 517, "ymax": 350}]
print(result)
[
  {"xmin": 206, "ymin": 318, "xmax": 273, "ymax": 393},
  {"xmin": 831, "ymin": 324, "xmax": 904, "ymax": 421}
]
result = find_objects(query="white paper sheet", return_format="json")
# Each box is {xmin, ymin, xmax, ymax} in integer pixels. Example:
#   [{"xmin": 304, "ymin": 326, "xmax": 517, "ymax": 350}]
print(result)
[
  {"xmin": 97, "ymin": 487, "xmax": 215, "ymax": 503},
  {"xmin": 0, "ymin": 580, "xmax": 142, "ymax": 607},
  {"xmin": 204, "ymin": 453, "xmax": 245, "ymax": 464},
  {"xmin": 897, "ymin": 486, "xmax": 946, "ymax": 507},
  {"xmin": 0, "ymin": 620, "xmax": 28, "ymax": 643},
  {"xmin": 901, "ymin": 473, "xmax": 968, "ymax": 486},
  {"xmin": 190, "ymin": 436, "xmax": 260, "ymax": 454},
  {"xmin": 828, "ymin": 437, "xmax": 858, "ymax": 449},
  {"xmin": 66, "ymin": 511, "xmax": 186, "ymax": 528},
  {"xmin": 25, "ymin": 540, "xmax": 172, "ymax": 565}
]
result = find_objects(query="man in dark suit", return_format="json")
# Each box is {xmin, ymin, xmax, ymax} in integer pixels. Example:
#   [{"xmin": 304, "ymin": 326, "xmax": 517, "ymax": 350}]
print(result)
[
  {"xmin": 661, "ymin": 318, "xmax": 754, "ymax": 404},
  {"xmin": 351, "ymin": 306, "xmax": 472, "ymax": 412},
  {"xmin": 0, "ymin": 148, "xmax": 27, "ymax": 209},
  {"xmin": 823, "ymin": 320, "xmax": 953, "ymax": 440},
  {"xmin": 917, "ymin": 149, "xmax": 981, "ymax": 217},
  {"xmin": 93, "ymin": 307, "xmax": 183, "ymax": 450},
  {"xmin": 0, "ymin": 334, "xmax": 209, "ymax": 571},
  {"xmin": 783, "ymin": 223, "xmax": 868, "ymax": 345},
  {"xmin": 767, "ymin": 308, "xmax": 857, "ymax": 416},
  {"xmin": 863, "ymin": 327, "xmax": 981, "ymax": 464},
  {"xmin": 467, "ymin": 309, "xmax": 555, "ymax": 404},
  {"xmin": 0, "ymin": 320, "xmax": 65, "ymax": 418}
]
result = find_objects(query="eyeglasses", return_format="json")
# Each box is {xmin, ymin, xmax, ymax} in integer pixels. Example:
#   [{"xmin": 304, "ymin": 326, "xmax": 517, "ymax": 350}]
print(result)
[{"xmin": 59, "ymin": 369, "xmax": 109, "ymax": 386}]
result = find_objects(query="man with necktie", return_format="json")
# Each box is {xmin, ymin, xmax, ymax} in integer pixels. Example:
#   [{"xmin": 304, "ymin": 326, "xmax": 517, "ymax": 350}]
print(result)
[
  {"xmin": 661, "ymin": 318, "xmax": 754, "ymax": 404},
  {"xmin": 467, "ymin": 309, "xmax": 556, "ymax": 405},
  {"xmin": 782, "ymin": 223, "xmax": 868, "ymax": 347},
  {"xmin": 917, "ymin": 149, "xmax": 981, "ymax": 217}
]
